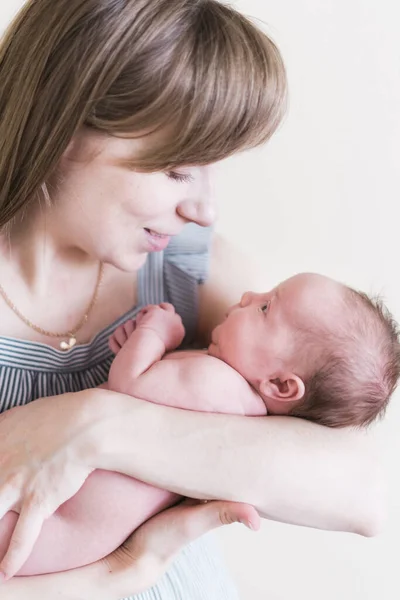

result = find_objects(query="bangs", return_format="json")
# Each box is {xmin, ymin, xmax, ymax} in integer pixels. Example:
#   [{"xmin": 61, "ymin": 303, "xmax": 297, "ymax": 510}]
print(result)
[
  {"xmin": 88, "ymin": 2, "xmax": 287, "ymax": 171},
  {"xmin": 0, "ymin": 0, "xmax": 287, "ymax": 227}
]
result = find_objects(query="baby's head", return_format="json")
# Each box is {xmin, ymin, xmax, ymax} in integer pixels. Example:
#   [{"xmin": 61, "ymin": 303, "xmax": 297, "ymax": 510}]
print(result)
[{"xmin": 209, "ymin": 273, "xmax": 400, "ymax": 427}]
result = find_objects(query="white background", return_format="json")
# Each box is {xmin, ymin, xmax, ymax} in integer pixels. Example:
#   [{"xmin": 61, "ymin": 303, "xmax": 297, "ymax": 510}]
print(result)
[
  {"xmin": 1, "ymin": 1, "xmax": 399, "ymax": 599},
  {"xmin": 214, "ymin": 2, "xmax": 400, "ymax": 599}
]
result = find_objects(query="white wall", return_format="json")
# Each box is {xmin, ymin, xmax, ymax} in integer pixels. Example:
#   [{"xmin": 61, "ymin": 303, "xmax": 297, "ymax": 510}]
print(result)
[
  {"xmin": 214, "ymin": 1, "xmax": 400, "ymax": 599},
  {"xmin": 1, "ymin": 1, "xmax": 399, "ymax": 599}
]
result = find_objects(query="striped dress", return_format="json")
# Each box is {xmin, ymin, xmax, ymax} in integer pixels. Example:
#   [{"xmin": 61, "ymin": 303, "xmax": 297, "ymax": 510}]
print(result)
[{"xmin": 0, "ymin": 224, "xmax": 239, "ymax": 600}]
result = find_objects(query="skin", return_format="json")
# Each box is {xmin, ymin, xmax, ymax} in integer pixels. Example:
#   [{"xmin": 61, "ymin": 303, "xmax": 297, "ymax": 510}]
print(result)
[
  {"xmin": 0, "ymin": 274, "xmax": 360, "ymax": 576},
  {"xmin": 0, "ymin": 302, "xmax": 265, "ymax": 575},
  {"xmin": 3, "ymin": 499, "xmax": 258, "ymax": 600},
  {"xmin": 0, "ymin": 129, "xmax": 216, "ymax": 345},
  {"xmin": 210, "ymin": 273, "xmax": 346, "ymax": 411},
  {"xmin": 0, "ymin": 129, "xmax": 385, "ymax": 593}
]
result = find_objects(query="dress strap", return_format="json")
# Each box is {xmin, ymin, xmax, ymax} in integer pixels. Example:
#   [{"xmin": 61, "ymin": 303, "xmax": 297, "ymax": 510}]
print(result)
[
  {"xmin": 163, "ymin": 224, "xmax": 212, "ymax": 345},
  {"xmin": 137, "ymin": 251, "xmax": 168, "ymax": 307}
]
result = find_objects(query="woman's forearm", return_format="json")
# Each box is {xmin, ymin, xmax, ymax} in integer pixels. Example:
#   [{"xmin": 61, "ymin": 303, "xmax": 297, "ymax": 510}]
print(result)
[
  {"xmin": 4, "ymin": 562, "xmax": 112, "ymax": 600},
  {"xmin": 83, "ymin": 389, "xmax": 385, "ymax": 536}
]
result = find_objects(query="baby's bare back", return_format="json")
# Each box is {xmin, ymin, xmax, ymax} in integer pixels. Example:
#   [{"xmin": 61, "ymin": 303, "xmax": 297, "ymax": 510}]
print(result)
[{"xmin": 1, "ymin": 351, "xmax": 265, "ymax": 575}]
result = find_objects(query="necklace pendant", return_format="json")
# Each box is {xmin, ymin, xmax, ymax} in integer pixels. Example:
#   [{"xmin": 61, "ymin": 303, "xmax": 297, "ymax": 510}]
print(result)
[{"xmin": 60, "ymin": 336, "xmax": 77, "ymax": 351}]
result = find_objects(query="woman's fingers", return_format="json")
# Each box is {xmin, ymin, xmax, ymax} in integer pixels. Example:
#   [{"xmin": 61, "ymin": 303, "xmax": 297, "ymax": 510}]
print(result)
[
  {"xmin": 0, "ymin": 505, "xmax": 45, "ymax": 580},
  {"xmin": 150, "ymin": 500, "xmax": 260, "ymax": 560},
  {"xmin": 103, "ymin": 500, "xmax": 259, "ymax": 597},
  {"xmin": 0, "ymin": 394, "xmax": 96, "ymax": 582},
  {"xmin": 110, "ymin": 500, "xmax": 259, "ymax": 573},
  {"xmin": 0, "ymin": 482, "xmax": 20, "ymax": 522},
  {"xmin": 0, "ymin": 453, "xmax": 93, "ymax": 581}
]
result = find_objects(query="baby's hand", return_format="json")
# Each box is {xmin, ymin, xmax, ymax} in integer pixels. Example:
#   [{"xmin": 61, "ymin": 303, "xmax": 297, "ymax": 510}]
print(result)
[
  {"xmin": 136, "ymin": 303, "xmax": 185, "ymax": 351},
  {"xmin": 109, "ymin": 319, "xmax": 137, "ymax": 354}
]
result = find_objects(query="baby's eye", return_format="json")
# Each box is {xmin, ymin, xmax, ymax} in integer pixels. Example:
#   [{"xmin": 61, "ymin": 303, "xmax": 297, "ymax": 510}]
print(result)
[{"xmin": 259, "ymin": 303, "xmax": 269, "ymax": 314}]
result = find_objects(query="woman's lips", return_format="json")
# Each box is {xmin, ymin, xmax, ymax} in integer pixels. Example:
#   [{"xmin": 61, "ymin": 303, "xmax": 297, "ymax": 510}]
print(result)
[{"xmin": 144, "ymin": 228, "xmax": 172, "ymax": 252}]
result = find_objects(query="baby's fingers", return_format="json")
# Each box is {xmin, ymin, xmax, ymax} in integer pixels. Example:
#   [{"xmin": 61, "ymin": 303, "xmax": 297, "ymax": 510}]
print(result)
[
  {"xmin": 114, "ymin": 326, "xmax": 128, "ymax": 349},
  {"xmin": 109, "ymin": 324, "xmax": 129, "ymax": 353},
  {"xmin": 123, "ymin": 319, "xmax": 136, "ymax": 338},
  {"xmin": 109, "ymin": 336, "xmax": 121, "ymax": 354},
  {"xmin": 159, "ymin": 303, "xmax": 175, "ymax": 313},
  {"xmin": 135, "ymin": 306, "xmax": 154, "ymax": 325}
]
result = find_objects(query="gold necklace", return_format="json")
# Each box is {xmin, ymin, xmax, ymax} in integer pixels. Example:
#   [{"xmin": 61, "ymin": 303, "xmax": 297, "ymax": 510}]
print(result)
[{"xmin": 0, "ymin": 262, "xmax": 105, "ymax": 351}]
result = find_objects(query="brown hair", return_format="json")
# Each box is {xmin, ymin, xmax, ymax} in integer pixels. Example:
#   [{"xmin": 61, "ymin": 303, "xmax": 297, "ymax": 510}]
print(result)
[
  {"xmin": 290, "ymin": 288, "xmax": 400, "ymax": 428},
  {"xmin": 0, "ymin": 0, "xmax": 287, "ymax": 228}
]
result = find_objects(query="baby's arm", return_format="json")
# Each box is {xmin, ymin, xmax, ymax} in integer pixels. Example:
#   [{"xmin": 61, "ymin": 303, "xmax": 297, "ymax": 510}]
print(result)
[
  {"xmin": 108, "ymin": 303, "xmax": 185, "ymax": 395},
  {"xmin": 0, "ymin": 305, "xmax": 186, "ymax": 577},
  {"xmin": 1, "ymin": 306, "xmax": 262, "ymax": 577}
]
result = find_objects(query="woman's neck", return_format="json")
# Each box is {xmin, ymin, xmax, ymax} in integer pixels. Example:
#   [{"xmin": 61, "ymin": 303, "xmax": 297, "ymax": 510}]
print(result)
[
  {"xmin": 0, "ymin": 204, "xmax": 96, "ymax": 295},
  {"xmin": 0, "ymin": 202, "xmax": 138, "ymax": 347}
]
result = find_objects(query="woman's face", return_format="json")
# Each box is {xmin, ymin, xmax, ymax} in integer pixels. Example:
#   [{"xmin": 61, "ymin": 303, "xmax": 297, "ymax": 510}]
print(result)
[{"xmin": 52, "ymin": 130, "xmax": 216, "ymax": 271}]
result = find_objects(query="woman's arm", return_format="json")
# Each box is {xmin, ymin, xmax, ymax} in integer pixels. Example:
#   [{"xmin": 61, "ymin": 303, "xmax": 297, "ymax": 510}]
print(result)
[
  {"xmin": 86, "ymin": 390, "xmax": 384, "ymax": 537},
  {"xmin": 4, "ymin": 499, "xmax": 256, "ymax": 599},
  {"xmin": 194, "ymin": 234, "xmax": 385, "ymax": 533},
  {"xmin": 4, "ymin": 561, "xmax": 111, "ymax": 600},
  {"xmin": 0, "ymin": 235, "xmax": 385, "ymax": 578},
  {"xmin": 0, "ymin": 365, "xmax": 383, "ymax": 580}
]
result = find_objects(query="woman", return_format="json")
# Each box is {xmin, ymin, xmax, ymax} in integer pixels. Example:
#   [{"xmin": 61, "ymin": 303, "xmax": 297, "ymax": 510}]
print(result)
[{"xmin": 0, "ymin": 0, "xmax": 383, "ymax": 598}]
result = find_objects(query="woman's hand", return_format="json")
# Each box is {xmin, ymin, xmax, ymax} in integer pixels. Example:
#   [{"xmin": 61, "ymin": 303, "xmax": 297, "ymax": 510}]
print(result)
[
  {"xmin": 0, "ymin": 390, "xmax": 100, "ymax": 580},
  {"xmin": 3, "ymin": 499, "xmax": 259, "ymax": 600},
  {"xmin": 102, "ymin": 499, "xmax": 259, "ymax": 599}
]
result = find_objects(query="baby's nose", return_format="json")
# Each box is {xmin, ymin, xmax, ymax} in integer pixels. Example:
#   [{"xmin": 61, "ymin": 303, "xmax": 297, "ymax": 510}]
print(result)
[
  {"xmin": 240, "ymin": 291, "xmax": 253, "ymax": 307},
  {"xmin": 225, "ymin": 302, "xmax": 240, "ymax": 317}
]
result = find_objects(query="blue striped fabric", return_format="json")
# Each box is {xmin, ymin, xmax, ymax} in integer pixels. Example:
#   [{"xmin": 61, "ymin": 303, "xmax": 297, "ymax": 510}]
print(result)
[{"xmin": 0, "ymin": 224, "xmax": 239, "ymax": 599}]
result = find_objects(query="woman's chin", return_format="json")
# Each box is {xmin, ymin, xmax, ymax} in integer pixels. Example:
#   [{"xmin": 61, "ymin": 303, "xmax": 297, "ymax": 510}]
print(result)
[{"xmin": 110, "ymin": 251, "xmax": 148, "ymax": 273}]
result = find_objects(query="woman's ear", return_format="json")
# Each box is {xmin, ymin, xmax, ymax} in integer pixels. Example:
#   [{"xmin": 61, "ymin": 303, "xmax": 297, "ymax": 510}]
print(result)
[
  {"xmin": 259, "ymin": 374, "xmax": 305, "ymax": 403},
  {"xmin": 60, "ymin": 127, "xmax": 98, "ymax": 167}
]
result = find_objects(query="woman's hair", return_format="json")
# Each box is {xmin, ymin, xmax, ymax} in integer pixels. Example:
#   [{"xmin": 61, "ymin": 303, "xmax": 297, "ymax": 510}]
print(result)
[{"xmin": 0, "ymin": 0, "xmax": 287, "ymax": 228}]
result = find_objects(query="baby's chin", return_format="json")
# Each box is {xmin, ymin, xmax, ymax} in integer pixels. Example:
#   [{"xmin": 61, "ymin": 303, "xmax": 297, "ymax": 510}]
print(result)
[{"xmin": 207, "ymin": 342, "xmax": 219, "ymax": 358}]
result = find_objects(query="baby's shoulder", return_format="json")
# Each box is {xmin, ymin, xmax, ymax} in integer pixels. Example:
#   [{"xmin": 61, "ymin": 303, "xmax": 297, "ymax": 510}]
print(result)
[
  {"xmin": 164, "ymin": 349, "xmax": 241, "ymax": 380},
  {"xmin": 162, "ymin": 350, "xmax": 267, "ymax": 416}
]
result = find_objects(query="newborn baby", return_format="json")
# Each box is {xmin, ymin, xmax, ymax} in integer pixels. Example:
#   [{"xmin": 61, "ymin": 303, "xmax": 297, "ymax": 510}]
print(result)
[{"xmin": 2, "ymin": 273, "xmax": 399, "ymax": 576}]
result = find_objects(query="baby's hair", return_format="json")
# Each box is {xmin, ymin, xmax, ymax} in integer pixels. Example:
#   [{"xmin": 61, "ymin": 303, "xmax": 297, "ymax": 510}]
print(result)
[{"xmin": 290, "ymin": 287, "xmax": 400, "ymax": 428}]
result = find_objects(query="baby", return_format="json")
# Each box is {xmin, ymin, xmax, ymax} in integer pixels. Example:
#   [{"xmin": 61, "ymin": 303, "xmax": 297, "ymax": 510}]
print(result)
[
  {"xmin": 111, "ymin": 271, "xmax": 400, "ymax": 429},
  {"xmin": 2, "ymin": 273, "xmax": 399, "ymax": 576}
]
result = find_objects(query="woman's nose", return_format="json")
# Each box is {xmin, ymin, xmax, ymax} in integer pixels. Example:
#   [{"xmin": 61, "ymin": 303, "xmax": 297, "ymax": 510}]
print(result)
[{"xmin": 177, "ymin": 198, "xmax": 216, "ymax": 227}]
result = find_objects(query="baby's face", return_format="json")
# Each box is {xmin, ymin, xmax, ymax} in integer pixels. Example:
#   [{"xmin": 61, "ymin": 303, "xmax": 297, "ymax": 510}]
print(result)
[{"xmin": 209, "ymin": 273, "xmax": 344, "ymax": 383}]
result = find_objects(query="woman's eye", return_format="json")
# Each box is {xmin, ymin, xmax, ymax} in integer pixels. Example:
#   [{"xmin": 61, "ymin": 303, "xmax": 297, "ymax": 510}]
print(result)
[{"xmin": 166, "ymin": 171, "xmax": 194, "ymax": 184}]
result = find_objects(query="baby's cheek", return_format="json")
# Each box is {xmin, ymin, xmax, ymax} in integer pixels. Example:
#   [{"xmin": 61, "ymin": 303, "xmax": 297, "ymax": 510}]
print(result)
[
  {"xmin": 232, "ymin": 333, "xmax": 260, "ymax": 378},
  {"xmin": 222, "ymin": 336, "xmax": 245, "ymax": 369}
]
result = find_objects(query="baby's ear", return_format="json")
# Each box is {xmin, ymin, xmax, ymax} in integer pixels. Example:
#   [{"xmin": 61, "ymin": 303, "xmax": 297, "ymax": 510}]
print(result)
[{"xmin": 259, "ymin": 374, "xmax": 305, "ymax": 403}]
